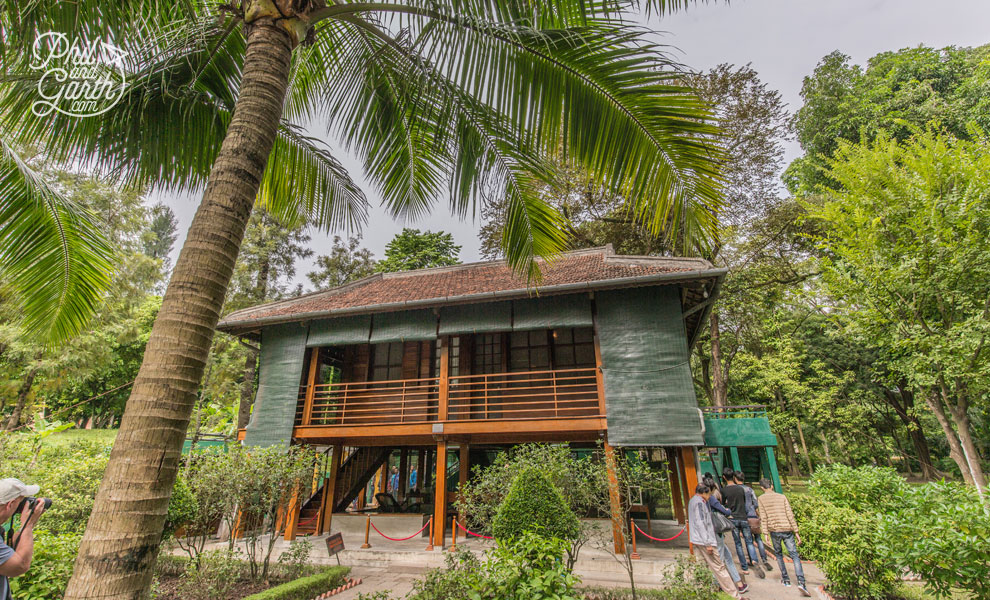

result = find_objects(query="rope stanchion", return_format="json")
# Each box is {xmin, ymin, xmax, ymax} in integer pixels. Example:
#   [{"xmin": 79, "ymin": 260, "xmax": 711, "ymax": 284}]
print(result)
[
  {"xmin": 630, "ymin": 519, "xmax": 641, "ymax": 560},
  {"xmin": 633, "ymin": 521, "xmax": 686, "ymax": 542},
  {"xmin": 370, "ymin": 517, "xmax": 433, "ymax": 542},
  {"xmin": 361, "ymin": 515, "xmax": 371, "ymax": 549},
  {"xmin": 454, "ymin": 520, "xmax": 493, "ymax": 540},
  {"xmin": 425, "ymin": 517, "xmax": 434, "ymax": 551},
  {"xmin": 450, "ymin": 516, "xmax": 457, "ymax": 551}
]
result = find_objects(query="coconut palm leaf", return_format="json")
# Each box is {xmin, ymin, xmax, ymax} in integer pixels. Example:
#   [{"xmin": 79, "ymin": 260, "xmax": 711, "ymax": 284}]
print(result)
[{"xmin": 0, "ymin": 140, "xmax": 114, "ymax": 342}]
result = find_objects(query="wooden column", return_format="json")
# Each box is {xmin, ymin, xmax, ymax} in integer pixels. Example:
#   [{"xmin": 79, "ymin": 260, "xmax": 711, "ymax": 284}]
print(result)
[
  {"xmin": 603, "ymin": 441, "xmax": 626, "ymax": 554},
  {"xmin": 302, "ymin": 349, "xmax": 320, "ymax": 426},
  {"xmin": 319, "ymin": 444, "xmax": 342, "ymax": 535},
  {"xmin": 399, "ymin": 448, "xmax": 409, "ymax": 501},
  {"xmin": 433, "ymin": 441, "xmax": 448, "ymax": 548},
  {"xmin": 668, "ymin": 449, "xmax": 686, "ymax": 524},
  {"xmin": 458, "ymin": 443, "xmax": 470, "ymax": 524},
  {"xmin": 680, "ymin": 447, "xmax": 700, "ymax": 555},
  {"xmin": 438, "ymin": 337, "xmax": 450, "ymax": 421},
  {"xmin": 283, "ymin": 486, "xmax": 300, "ymax": 541}
]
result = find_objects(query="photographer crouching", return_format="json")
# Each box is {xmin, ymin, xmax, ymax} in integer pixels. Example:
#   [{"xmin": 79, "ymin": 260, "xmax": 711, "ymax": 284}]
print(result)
[{"xmin": 0, "ymin": 479, "xmax": 49, "ymax": 600}]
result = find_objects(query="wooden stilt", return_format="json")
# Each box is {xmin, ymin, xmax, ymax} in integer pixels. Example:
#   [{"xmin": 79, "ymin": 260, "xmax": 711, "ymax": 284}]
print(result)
[
  {"xmin": 433, "ymin": 440, "xmax": 448, "ymax": 548},
  {"xmin": 399, "ymin": 448, "xmax": 409, "ymax": 502},
  {"xmin": 416, "ymin": 448, "xmax": 427, "ymax": 492},
  {"xmin": 283, "ymin": 486, "xmax": 300, "ymax": 541},
  {"xmin": 319, "ymin": 444, "xmax": 342, "ymax": 535},
  {"xmin": 668, "ymin": 449, "xmax": 686, "ymax": 524},
  {"xmin": 603, "ymin": 441, "xmax": 626, "ymax": 555},
  {"xmin": 680, "ymin": 446, "xmax": 700, "ymax": 556},
  {"xmin": 458, "ymin": 443, "xmax": 469, "ymax": 525}
]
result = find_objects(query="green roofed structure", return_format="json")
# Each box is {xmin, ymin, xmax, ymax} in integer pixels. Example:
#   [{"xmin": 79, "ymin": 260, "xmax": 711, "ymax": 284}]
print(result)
[{"xmin": 217, "ymin": 245, "xmax": 725, "ymax": 550}]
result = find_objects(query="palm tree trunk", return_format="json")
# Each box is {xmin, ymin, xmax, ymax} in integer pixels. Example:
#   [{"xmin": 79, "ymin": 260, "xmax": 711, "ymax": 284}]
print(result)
[{"xmin": 65, "ymin": 16, "xmax": 295, "ymax": 600}]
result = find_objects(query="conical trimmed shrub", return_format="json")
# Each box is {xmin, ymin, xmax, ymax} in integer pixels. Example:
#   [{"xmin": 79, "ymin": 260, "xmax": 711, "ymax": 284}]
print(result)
[{"xmin": 491, "ymin": 468, "xmax": 580, "ymax": 542}]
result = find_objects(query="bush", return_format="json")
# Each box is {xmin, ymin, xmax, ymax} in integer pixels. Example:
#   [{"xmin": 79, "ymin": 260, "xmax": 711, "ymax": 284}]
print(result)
[
  {"xmin": 8, "ymin": 530, "xmax": 82, "ymax": 600},
  {"xmin": 881, "ymin": 481, "xmax": 990, "ymax": 599},
  {"xmin": 802, "ymin": 501, "xmax": 898, "ymax": 600},
  {"xmin": 491, "ymin": 468, "xmax": 580, "ymax": 542},
  {"xmin": 809, "ymin": 464, "xmax": 907, "ymax": 513},
  {"xmin": 474, "ymin": 532, "xmax": 582, "ymax": 600},
  {"xmin": 406, "ymin": 550, "xmax": 481, "ymax": 600},
  {"xmin": 178, "ymin": 548, "xmax": 243, "ymax": 600},
  {"xmin": 240, "ymin": 567, "xmax": 350, "ymax": 600},
  {"xmin": 164, "ymin": 475, "xmax": 197, "ymax": 540},
  {"xmin": 583, "ymin": 556, "xmax": 724, "ymax": 599},
  {"xmin": 276, "ymin": 538, "xmax": 313, "ymax": 581}
]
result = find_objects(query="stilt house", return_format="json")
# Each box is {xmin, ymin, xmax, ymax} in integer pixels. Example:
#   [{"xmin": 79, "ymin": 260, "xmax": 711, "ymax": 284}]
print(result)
[{"xmin": 218, "ymin": 245, "xmax": 725, "ymax": 548}]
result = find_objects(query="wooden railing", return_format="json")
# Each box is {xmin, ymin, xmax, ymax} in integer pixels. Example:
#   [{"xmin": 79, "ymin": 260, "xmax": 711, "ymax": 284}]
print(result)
[
  {"xmin": 295, "ymin": 367, "xmax": 602, "ymax": 427},
  {"xmin": 448, "ymin": 368, "xmax": 600, "ymax": 420}
]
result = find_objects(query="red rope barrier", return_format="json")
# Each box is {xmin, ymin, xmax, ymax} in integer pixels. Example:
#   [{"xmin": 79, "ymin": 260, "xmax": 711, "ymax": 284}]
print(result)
[
  {"xmin": 454, "ymin": 520, "xmax": 493, "ymax": 540},
  {"xmin": 297, "ymin": 512, "xmax": 320, "ymax": 527},
  {"xmin": 633, "ymin": 522, "xmax": 685, "ymax": 542},
  {"xmin": 370, "ymin": 517, "xmax": 433, "ymax": 542}
]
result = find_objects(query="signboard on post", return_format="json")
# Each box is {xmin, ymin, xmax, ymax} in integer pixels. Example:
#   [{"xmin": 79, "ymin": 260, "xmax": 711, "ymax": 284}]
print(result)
[{"xmin": 325, "ymin": 532, "xmax": 345, "ymax": 565}]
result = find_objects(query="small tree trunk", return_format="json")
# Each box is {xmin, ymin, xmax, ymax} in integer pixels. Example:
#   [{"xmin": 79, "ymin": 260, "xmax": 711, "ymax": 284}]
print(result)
[
  {"xmin": 237, "ymin": 348, "xmax": 259, "ymax": 430},
  {"xmin": 781, "ymin": 431, "xmax": 801, "ymax": 477},
  {"xmin": 709, "ymin": 310, "xmax": 727, "ymax": 407},
  {"xmin": 948, "ymin": 402, "xmax": 987, "ymax": 492},
  {"xmin": 65, "ymin": 16, "xmax": 295, "ymax": 600},
  {"xmin": 818, "ymin": 431, "xmax": 833, "ymax": 465},
  {"xmin": 5, "ymin": 366, "xmax": 39, "ymax": 430},
  {"xmin": 925, "ymin": 390, "xmax": 974, "ymax": 486}
]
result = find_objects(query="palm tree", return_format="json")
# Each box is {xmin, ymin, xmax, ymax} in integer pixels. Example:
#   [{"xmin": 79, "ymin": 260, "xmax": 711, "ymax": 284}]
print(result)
[{"xmin": 3, "ymin": 1, "xmax": 722, "ymax": 597}]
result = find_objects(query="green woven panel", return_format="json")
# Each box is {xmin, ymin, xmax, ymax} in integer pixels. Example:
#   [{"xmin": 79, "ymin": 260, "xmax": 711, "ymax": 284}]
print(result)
[
  {"xmin": 307, "ymin": 315, "xmax": 371, "ymax": 346},
  {"xmin": 438, "ymin": 301, "xmax": 512, "ymax": 335},
  {"xmin": 369, "ymin": 309, "xmax": 437, "ymax": 343},
  {"xmin": 512, "ymin": 294, "xmax": 593, "ymax": 330},
  {"xmin": 597, "ymin": 286, "xmax": 703, "ymax": 446},
  {"xmin": 244, "ymin": 323, "xmax": 309, "ymax": 448}
]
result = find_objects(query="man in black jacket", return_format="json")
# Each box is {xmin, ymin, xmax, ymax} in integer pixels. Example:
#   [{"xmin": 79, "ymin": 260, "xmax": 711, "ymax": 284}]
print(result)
[{"xmin": 720, "ymin": 468, "xmax": 764, "ymax": 578}]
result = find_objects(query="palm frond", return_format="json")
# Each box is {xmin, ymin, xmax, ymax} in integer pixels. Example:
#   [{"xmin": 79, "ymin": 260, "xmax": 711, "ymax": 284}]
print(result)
[
  {"xmin": 0, "ymin": 139, "xmax": 115, "ymax": 343},
  {"xmin": 260, "ymin": 121, "xmax": 369, "ymax": 232}
]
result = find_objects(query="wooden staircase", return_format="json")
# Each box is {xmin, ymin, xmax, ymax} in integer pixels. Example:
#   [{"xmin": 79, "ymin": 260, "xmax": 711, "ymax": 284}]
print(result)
[{"xmin": 291, "ymin": 446, "xmax": 394, "ymax": 535}]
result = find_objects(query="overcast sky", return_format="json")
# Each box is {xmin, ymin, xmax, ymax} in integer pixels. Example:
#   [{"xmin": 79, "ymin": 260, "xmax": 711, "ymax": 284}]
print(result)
[{"xmin": 153, "ymin": 0, "xmax": 990, "ymax": 286}]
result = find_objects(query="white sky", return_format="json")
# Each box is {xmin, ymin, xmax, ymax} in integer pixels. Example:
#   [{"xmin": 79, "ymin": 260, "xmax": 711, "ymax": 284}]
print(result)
[{"xmin": 153, "ymin": 0, "xmax": 990, "ymax": 287}]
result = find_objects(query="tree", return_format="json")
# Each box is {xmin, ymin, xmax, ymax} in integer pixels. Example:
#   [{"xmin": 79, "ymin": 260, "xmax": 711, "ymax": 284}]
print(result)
[
  {"xmin": 375, "ymin": 228, "xmax": 461, "ymax": 273},
  {"xmin": 3, "ymin": 2, "xmax": 724, "ymax": 596},
  {"xmin": 225, "ymin": 208, "xmax": 312, "ymax": 428},
  {"xmin": 307, "ymin": 234, "xmax": 376, "ymax": 289},
  {"xmin": 786, "ymin": 44, "xmax": 990, "ymax": 193},
  {"xmin": 809, "ymin": 129, "xmax": 990, "ymax": 495},
  {"xmin": 142, "ymin": 203, "xmax": 179, "ymax": 292}
]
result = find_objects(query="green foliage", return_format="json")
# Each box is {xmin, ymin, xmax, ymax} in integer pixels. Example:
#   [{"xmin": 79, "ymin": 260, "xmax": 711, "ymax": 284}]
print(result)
[
  {"xmin": 406, "ymin": 550, "xmax": 481, "ymax": 600},
  {"xmin": 307, "ymin": 234, "xmax": 377, "ymax": 290},
  {"xmin": 276, "ymin": 538, "xmax": 313, "ymax": 582},
  {"xmin": 809, "ymin": 464, "xmax": 908, "ymax": 513},
  {"xmin": 374, "ymin": 229, "xmax": 461, "ymax": 273},
  {"xmin": 240, "ymin": 567, "xmax": 350, "ymax": 600},
  {"xmin": 178, "ymin": 548, "xmax": 243, "ymax": 600},
  {"xmin": 164, "ymin": 475, "xmax": 198, "ymax": 540},
  {"xmin": 801, "ymin": 501, "xmax": 899, "ymax": 600},
  {"xmin": 881, "ymin": 482, "xmax": 990, "ymax": 599},
  {"xmin": 471, "ymin": 532, "xmax": 581, "ymax": 600},
  {"xmin": 491, "ymin": 468, "xmax": 580, "ymax": 543},
  {"xmin": 8, "ymin": 530, "xmax": 81, "ymax": 600},
  {"xmin": 584, "ymin": 556, "xmax": 726, "ymax": 600}
]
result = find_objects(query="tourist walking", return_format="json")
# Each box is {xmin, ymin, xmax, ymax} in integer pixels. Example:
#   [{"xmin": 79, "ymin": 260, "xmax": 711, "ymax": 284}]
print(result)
[
  {"xmin": 721, "ymin": 468, "xmax": 765, "ymax": 578},
  {"xmin": 740, "ymin": 472, "xmax": 774, "ymax": 573},
  {"xmin": 703, "ymin": 474, "xmax": 750, "ymax": 595},
  {"xmin": 689, "ymin": 483, "xmax": 748, "ymax": 600},
  {"xmin": 757, "ymin": 478, "xmax": 811, "ymax": 597}
]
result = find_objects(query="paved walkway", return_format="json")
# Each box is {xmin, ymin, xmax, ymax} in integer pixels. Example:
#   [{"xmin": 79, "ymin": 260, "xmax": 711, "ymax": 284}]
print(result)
[{"xmin": 198, "ymin": 519, "xmax": 826, "ymax": 600}]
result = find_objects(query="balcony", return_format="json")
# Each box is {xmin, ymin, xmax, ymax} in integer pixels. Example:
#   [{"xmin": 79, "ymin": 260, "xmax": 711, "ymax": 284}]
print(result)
[{"xmin": 291, "ymin": 368, "xmax": 605, "ymax": 444}]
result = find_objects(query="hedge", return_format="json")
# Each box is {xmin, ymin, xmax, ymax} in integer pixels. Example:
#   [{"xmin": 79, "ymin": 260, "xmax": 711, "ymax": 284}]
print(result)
[{"xmin": 241, "ymin": 567, "xmax": 350, "ymax": 600}]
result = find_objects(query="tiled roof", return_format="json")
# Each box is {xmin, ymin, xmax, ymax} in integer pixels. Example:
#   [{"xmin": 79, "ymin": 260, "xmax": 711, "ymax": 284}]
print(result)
[{"xmin": 218, "ymin": 245, "xmax": 721, "ymax": 331}]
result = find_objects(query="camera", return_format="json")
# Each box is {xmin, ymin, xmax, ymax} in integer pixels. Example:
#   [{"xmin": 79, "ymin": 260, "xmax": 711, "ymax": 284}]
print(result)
[{"xmin": 15, "ymin": 496, "xmax": 52, "ymax": 513}]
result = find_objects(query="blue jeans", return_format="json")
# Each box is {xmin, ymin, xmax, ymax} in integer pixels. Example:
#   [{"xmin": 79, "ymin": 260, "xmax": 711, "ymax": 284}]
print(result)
[
  {"xmin": 770, "ymin": 531, "xmax": 805, "ymax": 586},
  {"xmin": 716, "ymin": 532, "xmax": 741, "ymax": 584},
  {"xmin": 753, "ymin": 529, "xmax": 768, "ymax": 562},
  {"xmin": 730, "ymin": 518, "xmax": 760, "ymax": 569}
]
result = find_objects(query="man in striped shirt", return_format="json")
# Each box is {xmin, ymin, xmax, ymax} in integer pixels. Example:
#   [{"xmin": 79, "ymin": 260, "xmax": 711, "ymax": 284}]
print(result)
[{"xmin": 757, "ymin": 479, "xmax": 810, "ymax": 597}]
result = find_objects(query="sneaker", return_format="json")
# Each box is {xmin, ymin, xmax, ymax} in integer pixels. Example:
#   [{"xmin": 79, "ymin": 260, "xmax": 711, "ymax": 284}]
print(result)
[
  {"xmin": 750, "ymin": 563, "xmax": 765, "ymax": 579},
  {"xmin": 798, "ymin": 584, "xmax": 811, "ymax": 597},
  {"xmin": 737, "ymin": 584, "xmax": 750, "ymax": 594},
  {"xmin": 782, "ymin": 580, "xmax": 792, "ymax": 587},
  {"xmin": 763, "ymin": 560, "xmax": 773, "ymax": 571}
]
